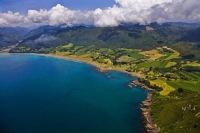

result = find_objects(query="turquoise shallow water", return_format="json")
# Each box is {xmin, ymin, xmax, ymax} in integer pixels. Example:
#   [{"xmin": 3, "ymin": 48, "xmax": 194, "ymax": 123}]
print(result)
[{"xmin": 0, "ymin": 54, "xmax": 148, "ymax": 133}]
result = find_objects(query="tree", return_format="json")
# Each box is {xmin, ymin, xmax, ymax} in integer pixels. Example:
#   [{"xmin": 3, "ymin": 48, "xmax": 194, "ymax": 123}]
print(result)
[{"xmin": 178, "ymin": 88, "xmax": 184, "ymax": 93}]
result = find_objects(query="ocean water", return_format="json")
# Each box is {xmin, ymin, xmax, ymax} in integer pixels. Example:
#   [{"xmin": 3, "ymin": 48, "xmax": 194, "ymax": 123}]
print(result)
[{"xmin": 0, "ymin": 54, "xmax": 148, "ymax": 133}]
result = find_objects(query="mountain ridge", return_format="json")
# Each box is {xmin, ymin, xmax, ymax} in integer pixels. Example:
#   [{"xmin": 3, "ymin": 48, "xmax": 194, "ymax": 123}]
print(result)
[{"xmin": 0, "ymin": 27, "xmax": 30, "ymax": 48}]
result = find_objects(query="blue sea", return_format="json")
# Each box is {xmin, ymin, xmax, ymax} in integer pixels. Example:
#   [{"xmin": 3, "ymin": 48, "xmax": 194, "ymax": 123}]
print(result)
[{"xmin": 0, "ymin": 54, "xmax": 148, "ymax": 133}]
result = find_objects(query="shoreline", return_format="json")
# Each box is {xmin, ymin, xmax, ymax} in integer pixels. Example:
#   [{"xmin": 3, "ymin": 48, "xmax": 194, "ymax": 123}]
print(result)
[
  {"xmin": 141, "ymin": 93, "xmax": 160, "ymax": 133},
  {"xmin": 45, "ymin": 53, "xmax": 160, "ymax": 133},
  {"xmin": 1, "ymin": 52, "xmax": 158, "ymax": 133},
  {"xmin": 128, "ymin": 79, "xmax": 160, "ymax": 133},
  {"xmin": 46, "ymin": 53, "xmax": 145, "ymax": 78},
  {"xmin": 0, "ymin": 52, "xmax": 143, "ymax": 78}
]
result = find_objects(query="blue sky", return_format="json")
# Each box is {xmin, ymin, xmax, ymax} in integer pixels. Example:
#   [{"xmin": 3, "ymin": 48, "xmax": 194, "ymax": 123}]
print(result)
[{"xmin": 0, "ymin": 0, "xmax": 115, "ymax": 14}]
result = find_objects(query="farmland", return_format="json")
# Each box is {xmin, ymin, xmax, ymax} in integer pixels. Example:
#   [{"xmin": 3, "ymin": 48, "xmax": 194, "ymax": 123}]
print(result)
[
  {"xmin": 47, "ymin": 43, "xmax": 200, "ymax": 132},
  {"xmin": 48, "ymin": 44, "xmax": 200, "ymax": 96},
  {"xmin": 8, "ymin": 41, "xmax": 200, "ymax": 132},
  {"xmin": 54, "ymin": 44, "xmax": 197, "ymax": 85},
  {"xmin": 10, "ymin": 42, "xmax": 199, "ymax": 132}
]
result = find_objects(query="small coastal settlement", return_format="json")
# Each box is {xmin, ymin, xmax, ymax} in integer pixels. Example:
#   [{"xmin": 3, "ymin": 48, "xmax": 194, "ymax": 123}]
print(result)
[{"xmin": 11, "ymin": 43, "xmax": 200, "ymax": 132}]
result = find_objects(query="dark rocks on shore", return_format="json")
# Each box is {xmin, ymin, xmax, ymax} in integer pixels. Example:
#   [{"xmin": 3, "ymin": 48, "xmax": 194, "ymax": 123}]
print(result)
[
  {"xmin": 128, "ymin": 80, "xmax": 160, "ymax": 133},
  {"xmin": 128, "ymin": 80, "xmax": 153, "ymax": 91},
  {"xmin": 141, "ymin": 94, "xmax": 160, "ymax": 133}
]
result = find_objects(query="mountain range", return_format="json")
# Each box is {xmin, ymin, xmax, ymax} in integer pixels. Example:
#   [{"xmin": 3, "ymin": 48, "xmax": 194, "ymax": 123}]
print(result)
[{"xmin": 0, "ymin": 22, "xmax": 200, "ymax": 60}]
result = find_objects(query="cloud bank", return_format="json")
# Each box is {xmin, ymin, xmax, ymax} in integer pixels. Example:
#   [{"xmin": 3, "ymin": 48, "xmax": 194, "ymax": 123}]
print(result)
[{"xmin": 0, "ymin": 0, "xmax": 200, "ymax": 27}]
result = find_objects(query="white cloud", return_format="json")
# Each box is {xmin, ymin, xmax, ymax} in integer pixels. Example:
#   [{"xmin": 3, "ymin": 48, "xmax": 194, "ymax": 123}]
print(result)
[
  {"xmin": 35, "ymin": 34, "xmax": 57, "ymax": 43},
  {"xmin": 115, "ymin": 0, "xmax": 172, "ymax": 9},
  {"xmin": 149, "ymin": 0, "xmax": 200, "ymax": 22},
  {"xmin": 0, "ymin": 0, "xmax": 200, "ymax": 27},
  {"xmin": 0, "ymin": 11, "xmax": 26, "ymax": 27}
]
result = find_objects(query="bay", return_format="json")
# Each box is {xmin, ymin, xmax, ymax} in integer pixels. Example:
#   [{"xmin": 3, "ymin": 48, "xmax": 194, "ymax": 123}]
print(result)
[{"xmin": 0, "ymin": 54, "xmax": 148, "ymax": 133}]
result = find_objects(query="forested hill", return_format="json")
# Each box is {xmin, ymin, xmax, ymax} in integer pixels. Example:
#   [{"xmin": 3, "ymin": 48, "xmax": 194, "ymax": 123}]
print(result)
[
  {"xmin": 0, "ymin": 27, "xmax": 30, "ymax": 48},
  {"xmin": 179, "ymin": 27, "xmax": 200, "ymax": 42},
  {"xmin": 8, "ymin": 23, "xmax": 200, "ymax": 57}
]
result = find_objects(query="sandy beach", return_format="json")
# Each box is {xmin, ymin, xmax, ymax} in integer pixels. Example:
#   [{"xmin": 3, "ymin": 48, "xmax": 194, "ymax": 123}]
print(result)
[{"xmin": 46, "ymin": 53, "xmax": 145, "ymax": 78}]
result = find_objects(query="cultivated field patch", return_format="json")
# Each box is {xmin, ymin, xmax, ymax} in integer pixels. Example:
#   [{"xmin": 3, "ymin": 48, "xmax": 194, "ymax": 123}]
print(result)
[{"xmin": 140, "ymin": 49, "xmax": 164, "ymax": 60}]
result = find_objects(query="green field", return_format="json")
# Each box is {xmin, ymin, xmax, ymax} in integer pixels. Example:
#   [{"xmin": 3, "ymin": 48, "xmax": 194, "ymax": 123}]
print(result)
[
  {"xmin": 177, "ymin": 71, "xmax": 199, "ymax": 81},
  {"xmin": 158, "ymin": 60, "xmax": 169, "ymax": 68},
  {"xmin": 167, "ymin": 80, "xmax": 200, "ymax": 92},
  {"xmin": 183, "ymin": 61, "xmax": 200, "ymax": 67},
  {"xmin": 165, "ymin": 49, "xmax": 180, "ymax": 60},
  {"xmin": 74, "ymin": 46, "xmax": 84, "ymax": 51},
  {"xmin": 124, "ymin": 49, "xmax": 145, "ymax": 60},
  {"xmin": 136, "ymin": 61, "xmax": 161, "ymax": 70},
  {"xmin": 150, "ymin": 79, "xmax": 175, "ymax": 95},
  {"xmin": 75, "ymin": 47, "xmax": 88, "ymax": 56},
  {"xmin": 56, "ymin": 43, "xmax": 73, "ymax": 51},
  {"xmin": 117, "ymin": 55, "xmax": 135, "ymax": 63},
  {"xmin": 165, "ymin": 62, "xmax": 177, "ymax": 68}
]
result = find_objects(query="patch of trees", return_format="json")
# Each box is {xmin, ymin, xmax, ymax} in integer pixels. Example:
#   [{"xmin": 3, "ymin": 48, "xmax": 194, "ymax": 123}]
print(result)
[
  {"xmin": 163, "ymin": 48, "xmax": 173, "ymax": 53},
  {"xmin": 98, "ymin": 31, "xmax": 119, "ymax": 42},
  {"xmin": 182, "ymin": 54, "xmax": 195, "ymax": 59},
  {"xmin": 179, "ymin": 27, "xmax": 200, "ymax": 42},
  {"xmin": 183, "ymin": 66, "xmax": 200, "ymax": 72},
  {"xmin": 164, "ymin": 74, "xmax": 178, "ymax": 80},
  {"xmin": 178, "ymin": 88, "xmax": 184, "ymax": 93},
  {"xmin": 128, "ymin": 32, "xmax": 141, "ymax": 39},
  {"xmin": 138, "ymin": 78, "xmax": 163, "ymax": 92}
]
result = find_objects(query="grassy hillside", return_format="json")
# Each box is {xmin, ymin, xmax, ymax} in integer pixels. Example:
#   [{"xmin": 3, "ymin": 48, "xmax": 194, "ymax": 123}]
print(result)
[{"xmin": 151, "ymin": 90, "xmax": 200, "ymax": 133}]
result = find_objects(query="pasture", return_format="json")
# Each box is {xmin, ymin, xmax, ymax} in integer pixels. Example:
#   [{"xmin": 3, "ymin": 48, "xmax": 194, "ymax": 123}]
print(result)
[
  {"xmin": 150, "ymin": 79, "xmax": 175, "ymax": 95},
  {"xmin": 140, "ymin": 49, "xmax": 164, "ymax": 60}
]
